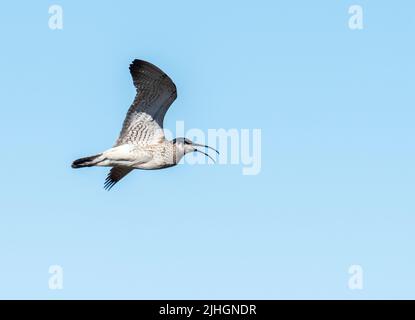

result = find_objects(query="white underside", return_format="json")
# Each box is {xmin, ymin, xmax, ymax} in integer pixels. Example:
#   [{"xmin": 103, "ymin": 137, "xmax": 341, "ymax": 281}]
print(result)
[{"xmin": 95, "ymin": 144, "xmax": 171, "ymax": 170}]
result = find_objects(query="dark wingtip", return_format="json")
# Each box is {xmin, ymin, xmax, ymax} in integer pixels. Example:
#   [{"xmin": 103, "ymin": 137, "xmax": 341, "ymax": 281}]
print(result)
[
  {"xmin": 103, "ymin": 176, "xmax": 116, "ymax": 191},
  {"xmin": 103, "ymin": 180, "xmax": 116, "ymax": 191},
  {"xmin": 129, "ymin": 59, "xmax": 153, "ymax": 73}
]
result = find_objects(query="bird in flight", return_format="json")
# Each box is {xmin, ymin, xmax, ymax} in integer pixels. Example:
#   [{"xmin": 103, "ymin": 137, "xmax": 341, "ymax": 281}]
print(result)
[{"xmin": 72, "ymin": 59, "xmax": 218, "ymax": 190}]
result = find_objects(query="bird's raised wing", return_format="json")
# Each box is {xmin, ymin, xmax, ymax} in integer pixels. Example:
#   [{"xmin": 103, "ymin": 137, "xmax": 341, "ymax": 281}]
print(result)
[{"xmin": 115, "ymin": 59, "xmax": 177, "ymax": 146}]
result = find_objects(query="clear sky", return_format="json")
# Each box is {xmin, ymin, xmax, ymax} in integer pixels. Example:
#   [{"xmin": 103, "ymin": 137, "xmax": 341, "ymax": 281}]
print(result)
[{"xmin": 0, "ymin": 0, "xmax": 414, "ymax": 299}]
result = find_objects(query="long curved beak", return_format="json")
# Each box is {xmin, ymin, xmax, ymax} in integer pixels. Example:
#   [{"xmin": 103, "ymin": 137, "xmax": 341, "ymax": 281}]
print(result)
[
  {"xmin": 191, "ymin": 143, "xmax": 219, "ymax": 155},
  {"xmin": 191, "ymin": 143, "xmax": 219, "ymax": 163},
  {"xmin": 194, "ymin": 149, "xmax": 215, "ymax": 162}
]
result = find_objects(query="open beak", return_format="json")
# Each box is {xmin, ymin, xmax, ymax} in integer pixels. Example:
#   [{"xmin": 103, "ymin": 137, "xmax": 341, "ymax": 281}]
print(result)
[
  {"xmin": 192, "ymin": 143, "xmax": 219, "ymax": 162},
  {"xmin": 192, "ymin": 143, "xmax": 219, "ymax": 155}
]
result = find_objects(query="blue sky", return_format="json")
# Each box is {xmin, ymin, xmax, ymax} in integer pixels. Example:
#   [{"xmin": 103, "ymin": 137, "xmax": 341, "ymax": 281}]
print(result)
[{"xmin": 0, "ymin": 0, "xmax": 414, "ymax": 299}]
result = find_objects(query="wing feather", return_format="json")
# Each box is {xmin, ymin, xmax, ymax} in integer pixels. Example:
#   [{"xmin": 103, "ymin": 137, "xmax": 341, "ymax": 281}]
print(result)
[
  {"xmin": 104, "ymin": 166, "xmax": 133, "ymax": 191},
  {"xmin": 115, "ymin": 59, "xmax": 177, "ymax": 146}
]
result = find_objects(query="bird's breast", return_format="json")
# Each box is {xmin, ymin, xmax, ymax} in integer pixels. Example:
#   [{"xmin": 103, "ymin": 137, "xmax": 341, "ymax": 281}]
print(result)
[{"xmin": 132, "ymin": 143, "xmax": 175, "ymax": 170}]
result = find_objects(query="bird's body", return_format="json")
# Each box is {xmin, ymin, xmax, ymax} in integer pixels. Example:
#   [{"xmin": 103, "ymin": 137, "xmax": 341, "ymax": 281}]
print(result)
[
  {"xmin": 72, "ymin": 59, "xmax": 217, "ymax": 190},
  {"xmin": 88, "ymin": 142, "xmax": 176, "ymax": 170}
]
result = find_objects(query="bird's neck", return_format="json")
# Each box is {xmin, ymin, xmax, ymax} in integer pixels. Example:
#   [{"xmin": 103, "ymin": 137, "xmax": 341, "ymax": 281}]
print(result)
[{"xmin": 171, "ymin": 142, "xmax": 185, "ymax": 165}]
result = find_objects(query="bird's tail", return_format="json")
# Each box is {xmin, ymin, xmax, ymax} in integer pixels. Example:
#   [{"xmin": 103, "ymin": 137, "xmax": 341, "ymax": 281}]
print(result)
[{"xmin": 71, "ymin": 154, "xmax": 103, "ymax": 168}]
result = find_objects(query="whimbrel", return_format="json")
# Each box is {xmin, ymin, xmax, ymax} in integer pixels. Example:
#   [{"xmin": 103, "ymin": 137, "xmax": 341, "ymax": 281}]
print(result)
[{"xmin": 72, "ymin": 59, "xmax": 218, "ymax": 190}]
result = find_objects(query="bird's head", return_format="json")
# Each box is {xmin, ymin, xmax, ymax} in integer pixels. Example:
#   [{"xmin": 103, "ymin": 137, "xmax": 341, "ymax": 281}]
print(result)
[{"xmin": 172, "ymin": 137, "xmax": 219, "ymax": 162}]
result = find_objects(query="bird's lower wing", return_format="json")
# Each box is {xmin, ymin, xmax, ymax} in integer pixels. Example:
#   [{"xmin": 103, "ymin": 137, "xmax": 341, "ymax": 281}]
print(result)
[{"xmin": 104, "ymin": 166, "xmax": 134, "ymax": 191}]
